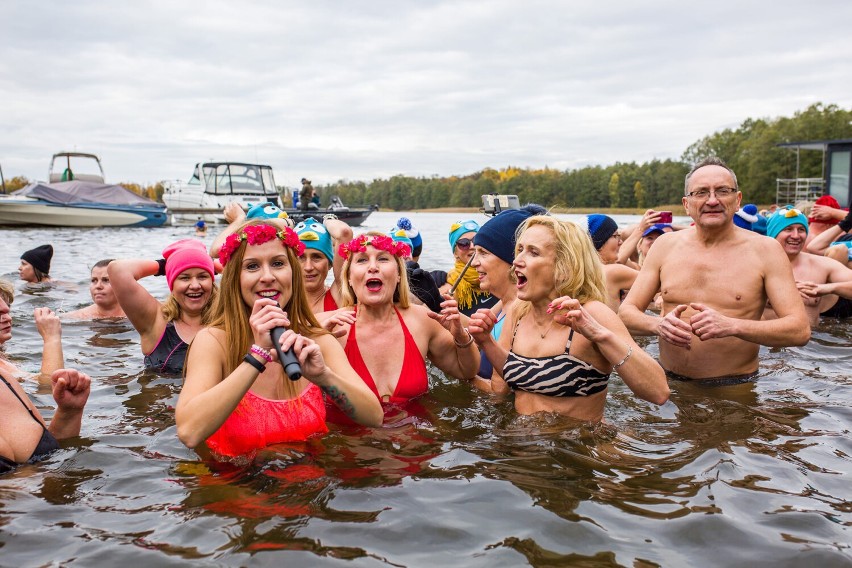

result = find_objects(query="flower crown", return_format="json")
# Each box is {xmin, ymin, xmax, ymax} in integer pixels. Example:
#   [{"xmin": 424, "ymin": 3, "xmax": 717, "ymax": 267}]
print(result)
[
  {"xmin": 219, "ymin": 224, "xmax": 305, "ymax": 266},
  {"xmin": 338, "ymin": 234, "xmax": 411, "ymax": 260}
]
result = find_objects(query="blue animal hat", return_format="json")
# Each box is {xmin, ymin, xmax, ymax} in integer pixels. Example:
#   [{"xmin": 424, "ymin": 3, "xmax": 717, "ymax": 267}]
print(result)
[
  {"xmin": 448, "ymin": 220, "xmax": 480, "ymax": 251},
  {"xmin": 294, "ymin": 218, "xmax": 333, "ymax": 262},
  {"xmin": 766, "ymin": 207, "xmax": 809, "ymax": 239},
  {"xmin": 388, "ymin": 228, "xmax": 414, "ymax": 255},
  {"xmin": 247, "ymin": 202, "xmax": 289, "ymax": 221}
]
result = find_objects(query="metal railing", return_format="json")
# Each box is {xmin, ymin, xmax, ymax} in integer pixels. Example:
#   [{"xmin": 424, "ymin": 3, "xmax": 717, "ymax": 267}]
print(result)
[{"xmin": 775, "ymin": 178, "xmax": 824, "ymax": 206}]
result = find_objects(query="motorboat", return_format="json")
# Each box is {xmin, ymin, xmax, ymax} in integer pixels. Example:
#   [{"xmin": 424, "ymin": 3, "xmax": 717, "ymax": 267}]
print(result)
[
  {"xmin": 0, "ymin": 152, "xmax": 168, "ymax": 228},
  {"xmin": 162, "ymin": 162, "xmax": 376, "ymax": 226}
]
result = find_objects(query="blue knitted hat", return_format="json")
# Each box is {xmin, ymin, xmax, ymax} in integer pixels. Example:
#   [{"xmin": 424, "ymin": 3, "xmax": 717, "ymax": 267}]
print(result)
[
  {"xmin": 733, "ymin": 204, "xmax": 759, "ymax": 230},
  {"xmin": 294, "ymin": 218, "xmax": 334, "ymax": 262},
  {"xmin": 752, "ymin": 214, "xmax": 768, "ymax": 235},
  {"xmin": 474, "ymin": 205, "xmax": 547, "ymax": 265},
  {"xmin": 246, "ymin": 201, "xmax": 289, "ymax": 221},
  {"xmin": 586, "ymin": 214, "xmax": 619, "ymax": 250},
  {"xmin": 388, "ymin": 228, "xmax": 414, "ymax": 255},
  {"xmin": 766, "ymin": 207, "xmax": 809, "ymax": 239},
  {"xmin": 391, "ymin": 217, "xmax": 422, "ymax": 257},
  {"xmin": 448, "ymin": 219, "xmax": 480, "ymax": 251}
]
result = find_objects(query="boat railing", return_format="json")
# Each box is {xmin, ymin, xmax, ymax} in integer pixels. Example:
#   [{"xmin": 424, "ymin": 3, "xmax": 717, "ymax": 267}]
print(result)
[{"xmin": 775, "ymin": 178, "xmax": 824, "ymax": 206}]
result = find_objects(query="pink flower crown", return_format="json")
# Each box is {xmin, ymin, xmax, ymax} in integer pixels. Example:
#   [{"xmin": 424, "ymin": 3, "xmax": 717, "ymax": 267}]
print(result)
[
  {"xmin": 219, "ymin": 224, "xmax": 306, "ymax": 266},
  {"xmin": 338, "ymin": 234, "xmax": 411, "ymax": 260}
]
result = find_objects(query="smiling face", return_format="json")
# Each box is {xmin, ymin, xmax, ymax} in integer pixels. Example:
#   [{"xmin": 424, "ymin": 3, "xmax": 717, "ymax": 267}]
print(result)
[
  {"xmin": 239, "ymin": 239, "xmax": 294, "ymax": 308},
  {"xmin": 299, "ymin": 249, "xmax": 330, "ymax": 293},
  {"xmin": 454, "ymin": 231, "xmax": 477, "ymax": 263},
  {"xmin": 171, "ymin": 268, "xmax": 214, "ymax": 314},
  {"xmin": 472, "ymin": 245, "xmax": 512, "ymax": 296},
  {"xmin": 18, "ymin": 259, "xmax": 37, "ymax": 283},
  {"xmin": 683, "ymin": 165, "xmax": 742, "ymax": 229},
  {"xmin": 774, "ymin": 223, "xmax": 808, "ymax": 256},
  {"xmin": 89, "ymin": 266, "xmax": 118, "ymax": 310},
  {"xmin": 512, "ymin": 224, "xmax": 557, "ymax": 303},
  {"xmin": 347, "ymin": 246, "xmax": 401, "ymax": 306}
]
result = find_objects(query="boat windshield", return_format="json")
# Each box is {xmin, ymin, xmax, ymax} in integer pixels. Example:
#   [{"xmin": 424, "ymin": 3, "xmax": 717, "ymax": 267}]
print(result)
[{"xmin": 202, "ymin": 163, "xmax": 276, "ymax": 196}]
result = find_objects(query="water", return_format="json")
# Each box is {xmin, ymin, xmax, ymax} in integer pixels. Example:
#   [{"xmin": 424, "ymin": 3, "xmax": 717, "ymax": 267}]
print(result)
[{"xmin": 1, "ymin": 212, "xmax": 850, "ymax": 567}]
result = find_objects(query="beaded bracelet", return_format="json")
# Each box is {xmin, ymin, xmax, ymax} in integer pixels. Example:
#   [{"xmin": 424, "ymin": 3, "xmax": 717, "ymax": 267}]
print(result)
[
  {"xmin": 250, "ymin": 344, "xmax": 273, "ymax": 363},
  {"xmin": 612, "ymin": 345, "xmax": 633, "ymax": 371},
  {"xmin": 243, "ymin": 353, "xmax": 266, "ymax": 373},
  {"xmin": 454, "ymin": 332, "xmax": 475, "ymax": 348}
]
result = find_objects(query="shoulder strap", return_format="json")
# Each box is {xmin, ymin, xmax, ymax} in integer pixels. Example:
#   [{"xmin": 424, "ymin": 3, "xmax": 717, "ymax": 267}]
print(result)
[
  {"xmin": 565, "ymin": 328, "xmax": 575, "ymax": 354},
  {"xmin": 0, "ymin": 374, "xmax": 43, "ymax": 426}
]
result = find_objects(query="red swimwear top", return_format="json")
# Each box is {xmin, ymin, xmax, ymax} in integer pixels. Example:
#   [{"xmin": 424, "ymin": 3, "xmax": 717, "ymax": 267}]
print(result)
[
  {"xmin": 323, "ymin": 288, "xmax": 339, "ymax": 311},
  {"xmin": 206, "ymin": 383, "xmax": 328, "ymax": 458},
  {"xmin": 344, "ymin": 306, "xmax": 428, "ymax": 405}
]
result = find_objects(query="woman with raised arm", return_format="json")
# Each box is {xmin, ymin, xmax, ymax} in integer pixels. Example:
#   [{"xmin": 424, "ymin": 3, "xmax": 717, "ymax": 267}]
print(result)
[
  {"xmin": 175, "ymin": 221, "xmax": 382, "ymax": 459},
  {"xmin": 469, "ymin": 216, "xmax": 668, "ymax": 421},
  {"xmin": 108, "ymin": 239, "xmax": 217, "ymax": 374}
]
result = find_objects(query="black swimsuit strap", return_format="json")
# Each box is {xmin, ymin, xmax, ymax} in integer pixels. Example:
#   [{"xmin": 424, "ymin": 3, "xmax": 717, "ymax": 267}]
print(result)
[
  {"xmin": 0, "ymin": 374, "xmax": 43, "ymax": 426},
  {"xmin": 565, "ymin": 328, "xmax": 575, "ymax": 354}
]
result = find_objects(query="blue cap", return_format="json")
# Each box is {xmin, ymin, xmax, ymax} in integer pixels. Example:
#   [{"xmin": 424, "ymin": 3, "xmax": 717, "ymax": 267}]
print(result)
[
  {"xmin": 294, "ymin": 218, "xmax": 333, "ymax": 262},
  {"xmin": 642, "ymin": 223, "xmax": 673, "ymax": 238}
]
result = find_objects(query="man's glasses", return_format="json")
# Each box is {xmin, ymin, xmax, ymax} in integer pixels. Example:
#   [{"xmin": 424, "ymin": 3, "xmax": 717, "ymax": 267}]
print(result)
[
  {"xmin": 455, "ymin": 238, "xmax": 473, "ymax": 250},
  {"xmin": 686, "ymin": 187, "xmax": 738, "ymax": 200}
]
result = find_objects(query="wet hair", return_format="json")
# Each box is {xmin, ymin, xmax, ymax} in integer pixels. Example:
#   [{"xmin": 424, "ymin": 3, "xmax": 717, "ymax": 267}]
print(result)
[
  {"xmin": 684, "ymin": 156, "xmax": 738, "ymax": 195},
  {"xmin": 340, "ymin": 231, "xmax": 411, "ymax": 308},
  {"xmin": 206, "ymin": 219, "xmax": 324, "ymax": 378},
  {"xmin": 92, "ymin": 259, "xmax": 114, "ymax": 270},
  {"xmin": 0, "ymin": 279, "xmax": 14, "ymax": 305},
  {"xmin": 514, "ymin": 216, "xmax": 607, "ymax": 320}
]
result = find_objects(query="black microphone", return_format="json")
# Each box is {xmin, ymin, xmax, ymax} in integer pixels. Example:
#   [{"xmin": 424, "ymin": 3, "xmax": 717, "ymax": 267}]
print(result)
[{"xmin": 270, "ymin": 327, "xmax": 302, "ymax": 381}]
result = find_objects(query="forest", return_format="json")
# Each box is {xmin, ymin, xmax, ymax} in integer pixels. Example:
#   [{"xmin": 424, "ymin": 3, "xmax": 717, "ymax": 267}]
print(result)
[
  {"xmin": 3, "ymin": 103, "xmax": 850, "ymax": 209},
  {"xmin": 316, "ymin": 103, "xmax": 852, "ymax": 210}
]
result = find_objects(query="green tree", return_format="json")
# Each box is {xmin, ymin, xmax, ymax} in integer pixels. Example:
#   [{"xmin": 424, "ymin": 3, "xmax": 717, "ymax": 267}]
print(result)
[
  {"xmin": 634, "ymin": 180, "xmax": 646, "ymax": 209},
  {"xmin": 608, "ymin": 173, "xmax": 620, "ymax": 208}
]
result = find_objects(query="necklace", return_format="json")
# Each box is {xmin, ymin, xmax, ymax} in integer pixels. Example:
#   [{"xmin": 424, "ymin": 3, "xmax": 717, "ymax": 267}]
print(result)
[{"xmin": 532, "ymin": 317, "xmax": 554, "ymax": 339}]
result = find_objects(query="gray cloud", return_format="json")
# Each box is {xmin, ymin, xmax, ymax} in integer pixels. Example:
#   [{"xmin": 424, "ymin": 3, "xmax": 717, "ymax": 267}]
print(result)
[{"xmin": 2, "ymin": 1, "xmax": 850, "ymax": 189}]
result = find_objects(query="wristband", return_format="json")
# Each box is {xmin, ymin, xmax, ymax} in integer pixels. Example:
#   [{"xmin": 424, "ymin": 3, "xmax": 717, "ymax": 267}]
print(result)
[
  {"xmin": 155, "ymin": 258, "xmax": 167, "ymax": 277},
  {"xmin": 454, "ymin": 332, "xmax": 475, "ymax": 348},
  {"xmin": 250, "ymin": 344, "xmax": 273, "ymax": 363},
  {"xmin": 612, "ymin": 345, "xmax": 633, "ymax": 371},
  {"xmin": 243, "ymin": 353, "xmax": 266, "ymax": 373}
]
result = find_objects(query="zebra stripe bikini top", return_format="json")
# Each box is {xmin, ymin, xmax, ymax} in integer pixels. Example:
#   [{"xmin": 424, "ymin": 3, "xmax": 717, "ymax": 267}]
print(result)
[{"xmin": 502, "ymin": 317, "xmax": 609, "ymax": 397}]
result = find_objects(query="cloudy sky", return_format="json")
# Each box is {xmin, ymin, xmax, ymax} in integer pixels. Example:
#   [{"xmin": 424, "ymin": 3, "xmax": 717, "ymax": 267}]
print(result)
[{"xmin": 2, "ymin": 1, "xmax": 850, "ymax": 189}]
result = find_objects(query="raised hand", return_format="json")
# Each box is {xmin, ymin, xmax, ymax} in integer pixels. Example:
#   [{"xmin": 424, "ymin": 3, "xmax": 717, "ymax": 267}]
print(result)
[{"xmin": 52, "ymin": 368, "xmax": 91, "ymax": 411}]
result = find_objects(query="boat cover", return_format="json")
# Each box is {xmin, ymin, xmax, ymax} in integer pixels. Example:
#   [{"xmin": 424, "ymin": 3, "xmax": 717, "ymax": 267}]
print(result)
[{"xmin": 14, "ymin": 181, "xmax": 163, "ymax": 207}]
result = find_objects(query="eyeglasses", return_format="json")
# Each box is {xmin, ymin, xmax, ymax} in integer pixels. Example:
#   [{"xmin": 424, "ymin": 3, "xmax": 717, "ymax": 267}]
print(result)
[
  {"xmin": 686, "ymin": 187, "xmax": 738, "ymax": 200},
  {"xmin": 455, "ymin": 238, "xmax": 473, "ymax": 250}
]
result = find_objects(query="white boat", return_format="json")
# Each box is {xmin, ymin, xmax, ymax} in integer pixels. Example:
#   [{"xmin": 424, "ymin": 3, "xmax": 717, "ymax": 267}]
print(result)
[
  {"xmin": 162, "ymin": 161, "xmax": 376, "ymax": 226},
  {"xmin": 0, "ymin": 152, "xmax": 168, "ymax": 228},
  {"xmin": 162, "ymin": 162, "xmax": 282, "ymax": 223}
]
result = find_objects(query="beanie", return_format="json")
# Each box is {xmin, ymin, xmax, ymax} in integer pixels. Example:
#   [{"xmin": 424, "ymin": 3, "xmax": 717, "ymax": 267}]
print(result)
[
  {"xmin": 21, "ymin": 244, "xmax": 53, "ymax": 274},
  {"xmin": 448, "ymin": 220, "xmax": 480, "ymax": 251},
  {"xmin": 474, "ymin": 205, "xmax": 547, "ymax": 264},
  {"xmin": 766, "ymin": 207, "xmax": 809, "ymax": 239},
  {"xmin": 752, "ymin": 214, "xmax": 768, "ymax": 235},
  {"xmin": 247, "ymin": 202, "xmax": 290, "ymax": 221},
  {"xmin": 393, "ymin": 217, "xmax": 422, "ymax": 258},
  {"xmin": 294, "ymin": 218, "xmax": 334, "ymax": 262},
  {"xmin": 586, "ymin": 214, "xmax": 619, "ymax": 250},
  {"xmin": 163, "ymin": 239, "xmax": 215, "ymax": 290},
  {"xmin": 388, "ymin": 228, "xmax": 414, "ymax": 256},
  {"xmin": 733, "ymin": 204, "xmax": 759, "ymax": 230},
  {"xmin": 808, "ymin": 195, "xmax": 842, "ymax": 225}
]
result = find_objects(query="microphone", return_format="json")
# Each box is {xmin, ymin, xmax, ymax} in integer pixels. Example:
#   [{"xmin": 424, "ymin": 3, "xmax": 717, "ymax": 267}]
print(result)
[{"xmin": 270, "ymin": 327, "xmax": 302, "ymax": 381}]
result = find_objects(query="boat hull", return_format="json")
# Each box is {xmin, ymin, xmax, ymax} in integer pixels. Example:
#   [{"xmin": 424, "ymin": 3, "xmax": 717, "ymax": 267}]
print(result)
[{"xmin": 0, "ymin": 197, "xmax": 168, "ymax": 227}]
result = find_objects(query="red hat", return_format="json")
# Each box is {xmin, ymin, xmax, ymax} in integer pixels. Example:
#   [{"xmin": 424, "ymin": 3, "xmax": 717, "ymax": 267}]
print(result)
[
  {"xmin": 809, "ymin": 195, "xmax": 841, "ymax": 225},
  {"xmin": 162, "ymin": 239, "xmax": 215, "ymax": 290}
]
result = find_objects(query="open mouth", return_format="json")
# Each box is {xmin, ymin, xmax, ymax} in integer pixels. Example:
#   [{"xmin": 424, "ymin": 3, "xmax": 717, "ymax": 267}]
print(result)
[
  {"xmin": 515, "ymin": 271, "xmax": 527, "ymax": 287},
  {"xmin": 257, "ymin": 290, "xmax": 280, "ymax": 300},
  {"xmin": 365, "ymin": 278, "xmax": 383, "ymax": 292}
]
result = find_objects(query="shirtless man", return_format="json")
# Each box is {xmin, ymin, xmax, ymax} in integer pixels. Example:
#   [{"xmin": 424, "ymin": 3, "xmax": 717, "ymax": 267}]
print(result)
[
  {"xmin": 618, "ymin": 157, "xmax": 810, "ymax": 382},
  {"xmin": 763, "ymin": 208, "xmax": 852, "ymax": 325},
  {"xmin": 65, "ymin": 260, "xmax": 126, "ymax": 320}
]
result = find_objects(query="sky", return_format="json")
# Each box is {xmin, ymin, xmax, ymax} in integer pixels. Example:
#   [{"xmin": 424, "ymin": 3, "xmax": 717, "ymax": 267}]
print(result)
[{"xmin": 2, "ymin": 1, "xmax": 851, "ymax": 189}]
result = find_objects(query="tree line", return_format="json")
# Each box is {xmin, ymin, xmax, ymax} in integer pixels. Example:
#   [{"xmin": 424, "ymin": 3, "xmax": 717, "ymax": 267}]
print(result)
[
  {"xmin": 4, "ymin": 103, "xmax": 850, "ymax": 208},
  {"xmin": 316, "ymin": 103, "xmax": 852, "ymax": 210}
]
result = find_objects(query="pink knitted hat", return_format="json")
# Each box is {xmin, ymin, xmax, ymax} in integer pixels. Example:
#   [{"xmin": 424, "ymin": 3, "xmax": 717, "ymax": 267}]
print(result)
[{"xmin": 162, "ymin": 239, "xmax": 215, "ymax": 290}]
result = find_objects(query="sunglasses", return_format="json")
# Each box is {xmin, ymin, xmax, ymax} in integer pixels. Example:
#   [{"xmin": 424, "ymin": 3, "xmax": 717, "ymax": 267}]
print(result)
[{"xmin": 455, "ymin": 238, "xmax": 473, "ymax": 250}]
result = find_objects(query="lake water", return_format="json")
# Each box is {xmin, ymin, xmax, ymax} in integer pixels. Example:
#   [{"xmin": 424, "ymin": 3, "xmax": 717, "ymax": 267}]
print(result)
[{"xmin": 1, "ymin": 212, "xmax": 850, "ymax": 567}]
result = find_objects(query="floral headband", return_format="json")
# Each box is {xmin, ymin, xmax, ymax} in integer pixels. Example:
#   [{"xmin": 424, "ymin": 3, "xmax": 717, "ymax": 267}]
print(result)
[
  {"xmin": 338, "ymin": 234, "xmax": 411, "ymax": 260},
  {"xmin": 219, "ymin": 224, "xmax": 305, "ymax": 266}
]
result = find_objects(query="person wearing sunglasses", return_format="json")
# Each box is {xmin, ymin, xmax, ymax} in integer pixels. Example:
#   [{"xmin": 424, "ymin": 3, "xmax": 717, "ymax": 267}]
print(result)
[
  {"xmin": 619, "ymin": 157, "xmax": 810, "ymax": 384},
  {"xmin": 431, "ymin": 220, "xmax": 498, "ymax": 317},
  {"xmin": 763, "ymin": 207, "xmax": 852, "ymax": 325}
]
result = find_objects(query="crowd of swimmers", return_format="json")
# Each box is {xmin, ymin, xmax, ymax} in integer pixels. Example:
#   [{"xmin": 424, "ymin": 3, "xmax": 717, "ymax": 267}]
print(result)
[{"xmin": 2, "ymin": 156, "xmax": 852, "ymax": 472}]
